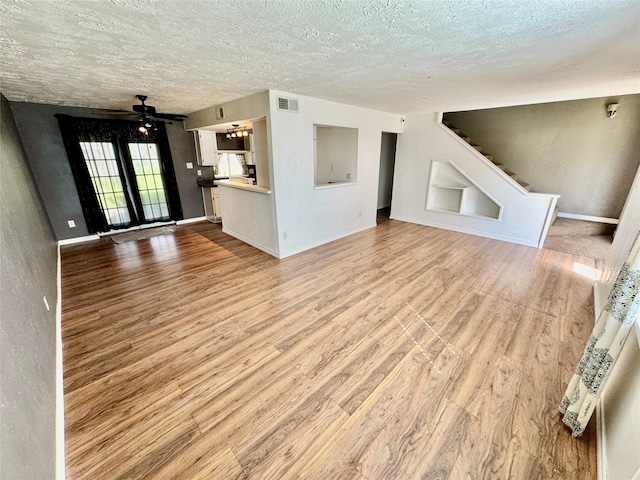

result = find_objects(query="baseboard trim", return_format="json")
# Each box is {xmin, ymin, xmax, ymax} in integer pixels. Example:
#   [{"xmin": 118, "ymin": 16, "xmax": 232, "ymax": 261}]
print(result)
[
  {"xmin": 55, "ymin": 245, "xmax": 65, "ymax": 479},
  {"xmin": 389, "ymin": 215, "xmax": 539, "ymax": 248},
  {"xmin": 221, "ymin": 228, "xmax": 280, "ymax": 258},
  {"xmin": 557, "ymin": 212, "xmax": 619, "ymax": 225},
  {"xmin": 58, "ymin": 234, "xmax": 100, "ymax": 246},
  {"xmin": 277, "ymin": 224, "xmax": 377, "ymax": 259},
  {"xmin": 176, "ymin": 216, "xmax": 207, "ymax": 225}
]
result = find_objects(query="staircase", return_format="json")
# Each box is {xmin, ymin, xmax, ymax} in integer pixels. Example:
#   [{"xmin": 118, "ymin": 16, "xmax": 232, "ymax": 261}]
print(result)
[
  {"xmin": 543, "ymin": 216, "xmax": 615, "ymax": 259},
  {"xmin": 442, "ymin": 119, "xmax": 532, "ymax": 192}
]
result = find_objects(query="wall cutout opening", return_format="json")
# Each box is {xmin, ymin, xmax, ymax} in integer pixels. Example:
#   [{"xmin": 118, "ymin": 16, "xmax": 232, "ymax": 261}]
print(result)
[{"xmin": 314, "ymin": 124, "xmax": 358, "ymax": 186}]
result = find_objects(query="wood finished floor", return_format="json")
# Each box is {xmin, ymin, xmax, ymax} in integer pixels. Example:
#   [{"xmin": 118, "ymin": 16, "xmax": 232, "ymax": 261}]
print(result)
[{"xmin": 62, "ymin": 220, "xmax": 598, "ymax": 479}]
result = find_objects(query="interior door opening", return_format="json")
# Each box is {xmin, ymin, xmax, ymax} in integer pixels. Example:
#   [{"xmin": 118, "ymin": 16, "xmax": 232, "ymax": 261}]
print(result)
[{"xmin": 377, "ymin": 132, "xmax": 398, "ymax": 224}]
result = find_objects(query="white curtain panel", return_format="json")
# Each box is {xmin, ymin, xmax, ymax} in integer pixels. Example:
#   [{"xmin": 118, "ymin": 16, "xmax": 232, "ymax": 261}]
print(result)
[{"xmin": 560, "ymin": 231, "xmax": 640, "ymax": 437}]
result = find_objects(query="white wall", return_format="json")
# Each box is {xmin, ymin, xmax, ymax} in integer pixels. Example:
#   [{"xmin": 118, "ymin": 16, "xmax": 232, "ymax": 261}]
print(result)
[
  {"xmin": 596, "ymin": 162, "xmax": 640, "ymax": 480},
  {"xmin": 392, "ymin": 112, "xmax": 558, "ymax": 248},
  {"xmin": 217, "ymin": 184, "xmax": 278, "ymax": 257},
  {"xmin": 269, "ymin": 90, "xmax": 403, "ymax": 258},
  {"xmin": 599, "ymin": 328, "xmax": 640, "ymax": 480}
]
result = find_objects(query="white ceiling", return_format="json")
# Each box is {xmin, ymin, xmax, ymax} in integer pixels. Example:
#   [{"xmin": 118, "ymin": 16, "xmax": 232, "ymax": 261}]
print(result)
[{"xmin": 1, "ymin": 0, "xmax": 639, "ymax": 116}]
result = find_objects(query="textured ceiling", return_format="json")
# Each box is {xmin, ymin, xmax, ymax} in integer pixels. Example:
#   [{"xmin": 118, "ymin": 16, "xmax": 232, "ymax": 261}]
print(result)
[{"xmin": 1, "ymin": 0, "xmax": 639, "ymax": 116}]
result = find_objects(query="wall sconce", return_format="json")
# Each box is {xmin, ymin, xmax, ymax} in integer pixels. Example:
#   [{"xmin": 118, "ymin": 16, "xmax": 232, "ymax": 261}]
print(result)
[{"xmin": 606, "ymin": 103, "xmax": 619, "ymax": 118}]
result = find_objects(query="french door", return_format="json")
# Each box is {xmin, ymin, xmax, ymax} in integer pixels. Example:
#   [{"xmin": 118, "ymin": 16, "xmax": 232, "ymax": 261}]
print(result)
[{"xmin": 79, "ymin": 140, "xmax": 171, "ymax": 230}]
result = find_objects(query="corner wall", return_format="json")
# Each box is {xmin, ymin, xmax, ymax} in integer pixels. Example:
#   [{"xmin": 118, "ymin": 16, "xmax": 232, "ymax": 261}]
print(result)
[
  {"xmin": 0, "ymin": 93, "xmax": 58, "ymax": 479},
  {"xmin": 268, "ymin": 90, "xmax": 403, "ymax": 257}
]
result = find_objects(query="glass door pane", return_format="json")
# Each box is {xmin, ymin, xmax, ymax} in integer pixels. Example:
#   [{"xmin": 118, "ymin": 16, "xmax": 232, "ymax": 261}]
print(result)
[
  {"xmin": 79, "ymin": 141, "xmax": 133, "ymax": 228},
  {"xmin": 128, "ymin": 143, "xmax": 170, "ymax": 222}
]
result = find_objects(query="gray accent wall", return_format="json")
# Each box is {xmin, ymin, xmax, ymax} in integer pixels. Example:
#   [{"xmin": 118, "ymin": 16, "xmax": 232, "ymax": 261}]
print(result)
[
  {"xmin": 0, "ymin": 93, "xmax": 58, "ymax": 479},
  {"xmin": 445, "ymin": 94, "xmax": 640, "ymax": 218},
  {"xmin": 165, "ymin": 124, "xmax": 205, "ymax": 220},
  {"xmin": 9, "ymin": 102, "xmax": 204, "ymax": 240}
]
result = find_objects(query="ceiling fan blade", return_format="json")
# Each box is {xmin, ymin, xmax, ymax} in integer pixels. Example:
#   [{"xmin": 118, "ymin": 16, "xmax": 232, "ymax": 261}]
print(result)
[
  {"xmin": 89, "ymin": 108, "xmax": 133, "ymax": 115},
  {"xmin": 152, "ymin": 112, "xmax": 188, "ymax": 121},
  {"xmin": 89, "ymin": 110, "xmax": 140, "ymax": 121}
]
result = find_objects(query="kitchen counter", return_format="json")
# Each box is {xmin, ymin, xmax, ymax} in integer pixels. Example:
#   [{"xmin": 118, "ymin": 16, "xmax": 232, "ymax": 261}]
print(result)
[{"xmin": 215, "ymin": 180, "xmax": 271, "ymax": 195}]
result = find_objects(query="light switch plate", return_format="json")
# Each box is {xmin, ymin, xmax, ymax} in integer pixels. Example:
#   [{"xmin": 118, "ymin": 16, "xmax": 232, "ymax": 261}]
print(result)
[
  {"xmin": 186, "ymin": 162, "xmax": 194, "ymax": 169},
  {"xmin": 197, "ymin": 169, "xmax": 202, "ymax": 176}
]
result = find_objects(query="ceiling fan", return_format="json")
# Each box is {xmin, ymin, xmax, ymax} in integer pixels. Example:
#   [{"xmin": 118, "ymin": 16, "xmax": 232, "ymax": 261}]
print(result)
[
  {"xmin": 132, "ymin": 95, "xmax": 188, "ymax": 134},
  {"xmin": 131, "ymin": 95, "xmax": 188, "ymax": 122},
  {"xmin": 92, "ymin": 95, "xmax": 188, "ymax": 133}
]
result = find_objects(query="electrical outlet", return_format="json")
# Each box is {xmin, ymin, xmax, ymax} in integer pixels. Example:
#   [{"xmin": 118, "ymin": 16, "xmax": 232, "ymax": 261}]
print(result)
[
  {"xmin": 197, "ymin": 169, "xmax": 202, "ymax": 176},
  {"xmin": 346, "ymin": 173, "xmax": 351, "ymax": 180},
  {"xmin": 186, "ymin": 162, "xmax": 194, "ymax": 169},
  {"xmin": 67, "ymin": 220, "xmax": 76, "ymax": 228}
]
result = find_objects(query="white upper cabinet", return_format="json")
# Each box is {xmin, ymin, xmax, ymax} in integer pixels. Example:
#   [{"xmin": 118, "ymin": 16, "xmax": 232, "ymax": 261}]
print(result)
[{"xmin": 195, "ymin": 130, "xmax": 217, "ymax": 166}]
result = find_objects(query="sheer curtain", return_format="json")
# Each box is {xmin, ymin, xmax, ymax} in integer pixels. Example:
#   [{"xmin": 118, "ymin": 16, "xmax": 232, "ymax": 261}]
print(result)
[{"xmin": 559, "ymin": 231, "xmax": 640, "ymax": 436}]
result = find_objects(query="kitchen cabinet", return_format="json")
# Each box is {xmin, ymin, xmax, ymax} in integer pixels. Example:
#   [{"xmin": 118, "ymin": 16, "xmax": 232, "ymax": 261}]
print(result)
[
  {"xmin": 200, "ymin": 185, "xmax": 222, "ymax": 223},
  {"xmin": 195, "ymin": 130, "xmax": 217, "ymax": 166}
]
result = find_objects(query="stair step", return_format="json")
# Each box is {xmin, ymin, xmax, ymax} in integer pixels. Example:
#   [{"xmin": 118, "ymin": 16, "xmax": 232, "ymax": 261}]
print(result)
[
  {"xmin": 443, "ymin": 119, "xmax": 450, "ymax": 126},
  {"xmin": 509, "ymin": 173, "xmax": 518, "ymax": 181},
  {"xmin": 483, "ymin": 154, "xmax": 493, "ymax": 161},
  {"xmin": 460, "ymin": 136, "xmax": 471, "ymax": 143},
  {"xmin": 451, "ymin": 128, "xmax": 461, "ymax": 134},
  {"xmin": 519, "ymin": 182, "xmax": 531, "ymax": 191},
  {"xmin": 547, "ymin": 217, "xmax": 616, "ymax": 237},
  {"xmin": 472, "ymin": 145, "xmax": 482, "ymax": 152},
  {"xmin": 494, "ymin": 163, "xmax": 506, "ymax": 171}
]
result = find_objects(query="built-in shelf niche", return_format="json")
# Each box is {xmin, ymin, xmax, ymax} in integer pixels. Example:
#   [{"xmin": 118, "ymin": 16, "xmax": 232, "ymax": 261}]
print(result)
[{"xmin": 426, "ymin": 161, "xmax": 502, "ymax": 220}]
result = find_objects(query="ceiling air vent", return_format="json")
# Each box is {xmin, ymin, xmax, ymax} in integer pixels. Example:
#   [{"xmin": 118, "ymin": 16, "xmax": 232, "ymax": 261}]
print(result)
[{"xmin": 277, "ymin": 96, "xmax": 299, "ymax": 112}]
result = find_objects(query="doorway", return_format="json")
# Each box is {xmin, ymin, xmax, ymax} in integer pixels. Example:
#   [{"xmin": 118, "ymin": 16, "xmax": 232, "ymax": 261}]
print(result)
[
  {"xmin": 80, "ymin": 140, "xmax": 171, "ymax": 229},
  {"xmin": 377, "ymin": 132, "xmax": 397, "ymax": 223},
  {"xmin": 57, "ymin": 115, "xmax": 183, "ymax": 234}
]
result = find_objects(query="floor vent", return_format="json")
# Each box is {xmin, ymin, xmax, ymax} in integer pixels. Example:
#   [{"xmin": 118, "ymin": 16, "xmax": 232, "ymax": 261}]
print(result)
[{"xmin": 277, "ymin": 96, "xmax": 299, "ymax": 112}]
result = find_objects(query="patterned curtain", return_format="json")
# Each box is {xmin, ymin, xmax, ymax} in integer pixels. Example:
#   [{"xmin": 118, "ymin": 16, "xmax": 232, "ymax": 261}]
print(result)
[{"xmin": 559, "ymin": 231, "xmax": 640, "ymax": 436}]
